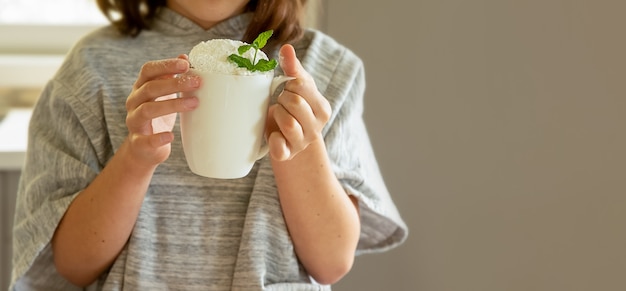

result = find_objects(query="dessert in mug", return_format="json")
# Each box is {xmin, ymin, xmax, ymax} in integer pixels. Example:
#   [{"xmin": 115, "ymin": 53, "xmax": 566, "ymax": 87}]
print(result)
[
  {"xmin": 180, "ymin": 32, "xmax": 289, "ymax": 179},
  {"xmin": 188, "ymin": 39, "xmax": 271, "ymax": 75}
]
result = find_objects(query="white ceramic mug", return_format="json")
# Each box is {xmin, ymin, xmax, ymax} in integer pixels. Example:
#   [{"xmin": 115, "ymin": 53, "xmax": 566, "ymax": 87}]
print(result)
[{"xmin": 180, "ymin": 70, "xmax": 293, "ymax": 179}]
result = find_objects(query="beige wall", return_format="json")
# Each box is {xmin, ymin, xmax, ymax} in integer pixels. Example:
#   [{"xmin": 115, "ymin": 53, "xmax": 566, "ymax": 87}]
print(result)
[{"xmin": 323, "ymin": 1, "xmax": 626, "ymax": 290}]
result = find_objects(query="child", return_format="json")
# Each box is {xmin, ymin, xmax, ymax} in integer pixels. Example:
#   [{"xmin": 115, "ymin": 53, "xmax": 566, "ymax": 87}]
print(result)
[{"xmin": 11, "ymin": 0, "xmax": 407, "ymax": 290}]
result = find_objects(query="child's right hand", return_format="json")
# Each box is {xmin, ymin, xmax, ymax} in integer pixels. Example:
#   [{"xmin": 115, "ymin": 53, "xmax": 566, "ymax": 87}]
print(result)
[
  {"xmin": 124, "ymin": 55, "xmax": 200, "ymax": 168},
  {"xmin": 52, "ymin": 56, "xmax": 200, "ymax": 286}
]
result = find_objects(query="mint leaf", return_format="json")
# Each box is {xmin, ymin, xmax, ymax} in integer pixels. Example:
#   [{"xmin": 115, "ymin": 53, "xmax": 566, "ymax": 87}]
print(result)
[
  {"xmin": 254, "ymin": 59, "xmax": 278, "ymax": 72},
  {"xmin": 227, "ymin": 30, "xmax": 278, "ymax": 73},
  {"xmin": 253, "ymin": 30, "xmax": 273, "ymax": 50},
  {"xmin": 238, "ymin": 44, "xmax": 252, "ymax": 55},
  {"xmin": 228, "ymin": 54, "xmax": 254, "ymax": 70}
]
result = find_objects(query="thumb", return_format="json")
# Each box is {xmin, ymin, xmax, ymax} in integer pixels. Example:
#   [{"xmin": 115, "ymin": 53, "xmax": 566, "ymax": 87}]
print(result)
[{"xmin": 279, "ymin": 44, "xmax": 306, "ymax": 78}]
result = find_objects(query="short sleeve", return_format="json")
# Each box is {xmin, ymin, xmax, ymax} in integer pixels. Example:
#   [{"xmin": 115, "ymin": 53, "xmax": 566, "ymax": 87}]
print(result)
[
  {"xmin": 10, "ymin": 79, "xmax": 105, "ymax": 290},
  {"xmin": 320, "ymin": 46, "xmax": 408, "ymax": 255}
]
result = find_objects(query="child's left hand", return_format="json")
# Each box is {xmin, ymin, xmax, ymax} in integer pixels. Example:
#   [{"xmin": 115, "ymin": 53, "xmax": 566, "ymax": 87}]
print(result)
[{"xmin": 265, "ymin": 44, "xmax": 332, "ymax": 161}]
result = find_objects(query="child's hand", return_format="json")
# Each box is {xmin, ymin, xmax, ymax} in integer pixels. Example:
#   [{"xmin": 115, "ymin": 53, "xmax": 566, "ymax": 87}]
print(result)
[
  {"xmin": 124, "ymin": 55, "xmax": 200, "ymax": 167},
  {"xmin": 266, "ymin": 44, "xmax": 332, "ymax": 161}
]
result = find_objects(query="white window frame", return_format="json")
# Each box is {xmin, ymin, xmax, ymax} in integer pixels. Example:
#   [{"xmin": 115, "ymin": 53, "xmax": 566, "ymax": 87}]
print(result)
[
  {"xmin": 0, "ymin": 24, "xmax": 103, "ymax": 87},
  {"xmin": 0, "ymin": 0, "xmax": 107, "ymax": 87}
]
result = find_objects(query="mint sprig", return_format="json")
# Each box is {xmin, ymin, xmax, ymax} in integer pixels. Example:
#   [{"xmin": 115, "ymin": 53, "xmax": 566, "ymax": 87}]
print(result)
[{"xmin": 228, "ymin": 30, "xmax": 278, "ymax": 72}]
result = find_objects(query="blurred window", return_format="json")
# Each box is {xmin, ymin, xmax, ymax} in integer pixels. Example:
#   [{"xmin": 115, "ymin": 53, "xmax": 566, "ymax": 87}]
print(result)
[
  {"xmin": 0, "ymin": 0, "xmax": 107, "ymax": 55},
  {"xmin": 0, "ymin": 0, "xmax": 108, "ymax": 109},
  {"xmin": 0, "ymin": 0, "xmax": 106, "ymax": 25}
]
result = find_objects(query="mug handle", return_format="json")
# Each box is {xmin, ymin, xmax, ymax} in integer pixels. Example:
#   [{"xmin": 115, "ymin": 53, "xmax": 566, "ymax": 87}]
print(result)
[{"xmin": 256, "ymin": 75, "xmax": 296, "ymax": 160}]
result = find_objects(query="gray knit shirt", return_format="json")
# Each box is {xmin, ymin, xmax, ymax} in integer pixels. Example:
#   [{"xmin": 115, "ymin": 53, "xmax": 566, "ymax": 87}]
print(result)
[{"xmin": 11, "ymin": 8, "xmax": 407, "ymax": 291}]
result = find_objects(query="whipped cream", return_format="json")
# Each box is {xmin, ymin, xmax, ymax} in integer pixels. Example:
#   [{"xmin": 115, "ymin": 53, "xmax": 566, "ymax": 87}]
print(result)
[{"xmin": 188, "ymin": 39, "xmax": 270, "ymax": 75}]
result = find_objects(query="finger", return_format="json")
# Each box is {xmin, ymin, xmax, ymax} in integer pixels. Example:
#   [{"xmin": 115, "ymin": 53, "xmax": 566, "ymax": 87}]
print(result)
[
  {"xmin": 264, "ymin": 105, "xmax": 280, "ymax": 140},
  {"xmin": 279, "ymin": 44, "xmax": 307, "ymax": 79},
  {"xmin": 128, "ymin": 131, "xmax": 174, "ymax": 154},
  {"xmin": 128, "ymin": 132, "xmax": 174, "ymax": 164},
  {"xmin": 279, "ymin": 45, "xmax": 331, "ymax": 122},
  {"xmin": 148, "ymin": 131, "xmax": 175, "ymax": 148},
  {"xmin": 134, "ymin": 58, "xmax": 190, "ymax": 90},
  {"xmin": 268, "ymin": 131, "xmax": 291, "ymax": 161},
  {"xmin": 126, "ymin": 74, "xmax": 200, "ymax": 111},
  {"xmin": 276, "ymin": 91, "xmax": 319, "ymax": 140},
  {"xmin": 277, "ymin": 90, "xmax": 312, "ymax": 117},
  {"xmin": 282, "ymin": 82, "xmax": 332, "ymax": 125},
  {"xmin": 273, "ymin": 102, "xmax": 304, "ymax": 146},
  {"xmin": 126, "ymin": 96, "xmax": 199, "ymax": 132}
]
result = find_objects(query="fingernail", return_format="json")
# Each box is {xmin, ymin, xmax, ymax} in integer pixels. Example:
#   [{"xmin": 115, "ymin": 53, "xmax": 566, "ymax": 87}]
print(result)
[
  {"xmin": 176, "ymin": 60, "xmax": 187, "ymax": 71},
  {"xmin": 190, "ymin": 76, "xmax": 200, "ymax": 87},
  {"xmin": 183, "ymin": 97, "xmax": 199, "ymax": 108},
  {"xmin": 159, "ymin": 132, "xmax": 174, "ymax": 145},
  {"xmin": 181, "ymin": 75, "xmax": 200, "ymax": 88}
]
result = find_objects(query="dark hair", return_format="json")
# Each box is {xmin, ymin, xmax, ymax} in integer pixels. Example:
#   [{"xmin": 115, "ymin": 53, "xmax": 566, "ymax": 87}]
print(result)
[{"xmin": 96, "ymin": 0, "xmax": 307, "ymax": 51}]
